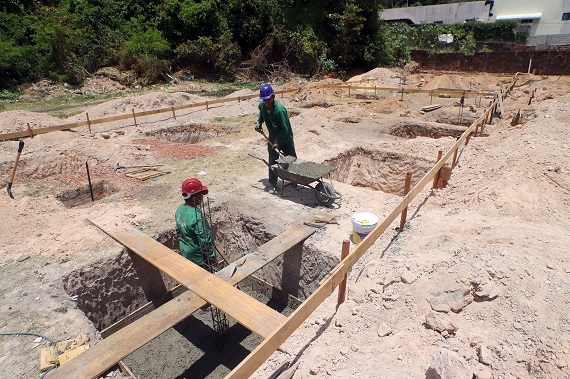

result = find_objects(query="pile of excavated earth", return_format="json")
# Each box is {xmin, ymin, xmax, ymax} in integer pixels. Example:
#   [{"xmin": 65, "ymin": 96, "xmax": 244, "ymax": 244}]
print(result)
[{"xmin": 0, "ymin": 66, "xmax": 569, "ymax": 379}]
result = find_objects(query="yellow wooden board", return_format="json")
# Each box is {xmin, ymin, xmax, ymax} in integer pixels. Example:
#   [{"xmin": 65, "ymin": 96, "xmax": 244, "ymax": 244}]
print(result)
[
  {"xmin": 40, "ymin": 346, "xmax": 58, "ymax": 371},
  {"xmin": 86, "ymin": 217, "xmax": 287, "ymax": 339},
  {"xmin": 124, "ymin": 167, "xmax": 170, "ymax": 181}
]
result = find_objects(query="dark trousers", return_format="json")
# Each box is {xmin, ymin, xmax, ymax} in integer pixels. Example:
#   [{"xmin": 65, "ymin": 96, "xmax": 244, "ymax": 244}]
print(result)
[{"xmin": 268, "ymin": 139, "xmax": 297, "ymax": 185}]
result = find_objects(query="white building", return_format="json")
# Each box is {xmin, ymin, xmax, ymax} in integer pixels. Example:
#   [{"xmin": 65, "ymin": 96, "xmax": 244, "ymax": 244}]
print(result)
[{"xmin": 379, "ymin": 0, "xmax": 570, "ymax": 46}]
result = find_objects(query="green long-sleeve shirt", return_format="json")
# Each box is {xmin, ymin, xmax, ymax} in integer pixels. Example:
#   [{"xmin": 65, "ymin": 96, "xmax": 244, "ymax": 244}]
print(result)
[
  {"xmin": 175, "ymin": 204, "xmax": 215, "ymax": 266},
  {"xmin": 258, "ymin": 100, "xmax": 294, "ymax": 145}
]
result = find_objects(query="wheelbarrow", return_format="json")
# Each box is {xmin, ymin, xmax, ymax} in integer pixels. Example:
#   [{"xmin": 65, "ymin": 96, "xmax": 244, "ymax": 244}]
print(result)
[{"xmin": 248, "ymin": 154, "xmax": 342, "ymax": 206}]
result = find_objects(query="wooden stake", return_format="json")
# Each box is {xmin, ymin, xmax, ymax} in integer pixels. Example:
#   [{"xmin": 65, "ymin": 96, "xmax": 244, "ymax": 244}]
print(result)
[
  {"xmin": 452, "ymin": 140, "xmax": 459, "ymax": 169},
  {"xmin": 337, "ymin": 240, "xmax": 350, "ymax": 307},
  {"xmin": 132, "ymin": 109, "xmax": 138, "ymax": 127},
  {"xmin": 432, "ymin": 150, "xmax": 443, "ymax": 189},
  {"xmin": 171, "ymin": 107, "xmax": 176, "ymax": 120},
  {"xmin": 399, "ymin": 172, "xmax": 412, "ymax": 232},
  {"xmin": 27, "ymin": 123, "xmax": 35, "ymax": 139},
  {"xmin": 86, "ymin": 113, "xmax": 92, "ymax": 134},
  {"xmin": 206, "ymin": 101, "xmax": 209, "ymax": 111},
  {"xmin": 465, "ymin": 133, "xmax": 471, "ymax": 146}
]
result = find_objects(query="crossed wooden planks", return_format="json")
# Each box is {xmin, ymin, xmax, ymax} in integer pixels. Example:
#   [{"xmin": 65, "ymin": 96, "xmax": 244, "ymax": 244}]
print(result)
[{"xmin": 46, "ymin": 212, "xmax": 332, "ymax": 379}]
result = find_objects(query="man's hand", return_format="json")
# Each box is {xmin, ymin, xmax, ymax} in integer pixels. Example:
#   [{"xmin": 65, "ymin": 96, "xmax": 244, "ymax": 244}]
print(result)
[
  {"xmin": 254, "ymin": 123, "xmax": 262, "ymax": 133},
  {"xmin": 273, "ymin": 140, "xmax": 279, "ymax": 150}
]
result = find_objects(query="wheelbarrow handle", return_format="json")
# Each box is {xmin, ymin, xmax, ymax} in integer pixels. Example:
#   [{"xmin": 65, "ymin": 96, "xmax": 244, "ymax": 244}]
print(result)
[{"xmin": 247, "ymin": 153, "xmax": 270, "ymax": 167}]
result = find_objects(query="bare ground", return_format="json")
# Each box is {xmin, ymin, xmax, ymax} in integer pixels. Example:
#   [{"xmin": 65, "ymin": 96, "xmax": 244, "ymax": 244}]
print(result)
[{"xmin": 0, "ymin": 68, "xmax": 569, "ymax": 379}]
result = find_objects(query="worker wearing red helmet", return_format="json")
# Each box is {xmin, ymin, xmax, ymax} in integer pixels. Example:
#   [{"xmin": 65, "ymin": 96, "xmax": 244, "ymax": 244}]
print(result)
[
  {"xmin": 255, "ymin": 83, "xmax": 297, "ymax": 192},
  {"xmin": 175, "ymin": 178, "xmax": 217, "ymax": 269}
]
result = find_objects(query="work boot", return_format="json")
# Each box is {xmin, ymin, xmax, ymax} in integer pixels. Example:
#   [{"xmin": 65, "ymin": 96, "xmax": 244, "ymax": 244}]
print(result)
[{"xmin": 264, "ymin": 183, "xmax": 276, "ymax": 192}]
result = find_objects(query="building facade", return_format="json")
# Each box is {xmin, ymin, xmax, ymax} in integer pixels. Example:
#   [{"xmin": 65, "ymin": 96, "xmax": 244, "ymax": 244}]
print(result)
[{"xmin": 380, "ymin": 0, "xmax": 570, "ymax": 47}]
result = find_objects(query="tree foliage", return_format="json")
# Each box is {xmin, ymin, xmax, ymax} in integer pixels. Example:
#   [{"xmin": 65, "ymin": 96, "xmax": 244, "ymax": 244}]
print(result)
[{"xmin": 0, "ymin": 0, "xmax": 522, "ymax": 90}]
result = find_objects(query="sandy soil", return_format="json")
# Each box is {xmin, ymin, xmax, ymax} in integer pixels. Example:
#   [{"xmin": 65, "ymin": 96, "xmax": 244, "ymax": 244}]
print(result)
[{"xmin": 0, "ymin": 68, "xmax": 569, "ymax": 379}]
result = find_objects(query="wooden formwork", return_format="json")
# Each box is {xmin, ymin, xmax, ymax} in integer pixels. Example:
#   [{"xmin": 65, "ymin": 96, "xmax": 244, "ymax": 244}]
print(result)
[{"xmin": 45, "ymin": 211, "xmax": 335, "ymax": 379}]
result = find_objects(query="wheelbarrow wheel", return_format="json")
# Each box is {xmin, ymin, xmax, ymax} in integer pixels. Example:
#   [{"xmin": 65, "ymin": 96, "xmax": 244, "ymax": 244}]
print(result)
[{"xmin": 315, "ymin": 182, "xmax": 336, "ymax": 206}]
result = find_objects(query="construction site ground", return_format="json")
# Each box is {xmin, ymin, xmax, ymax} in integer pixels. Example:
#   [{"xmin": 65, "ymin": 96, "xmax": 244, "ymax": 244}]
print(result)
[{"xmin": 0, "ymin": 67, "xmax": 569, "ymax": 379}]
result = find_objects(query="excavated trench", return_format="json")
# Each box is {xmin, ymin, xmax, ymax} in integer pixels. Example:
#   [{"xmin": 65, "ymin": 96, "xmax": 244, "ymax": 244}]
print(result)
[
  {"xmin": 62, "ymin": 203, "xmax": 337, "ymax": 378},
  {"xmin": 145, "ymin": 123, "xmax": 239, "ymax": 144},
  {"xmin": 389, "ymin": 121, "xmax": 466, "ymax": 139},
  {"xmin": 56, "ymin": 180, "xmax": 117, "ymax": 207},
  {"xmin": 325, "ymin": 147, "xmax": 434, "ymax": 195}
]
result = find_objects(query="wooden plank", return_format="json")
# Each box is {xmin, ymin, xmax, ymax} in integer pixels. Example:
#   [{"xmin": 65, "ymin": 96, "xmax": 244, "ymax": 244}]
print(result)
[
  {"xmin": 124, "ymin": 168, "xmax": 170, "ymax": 181},
  {"xmin": 86, "ymin": 218, "xmax": 286, "ymax": 339},
  {"xmin": 46, "ymin": 217, "xmax": 319, "ymax": 379}
]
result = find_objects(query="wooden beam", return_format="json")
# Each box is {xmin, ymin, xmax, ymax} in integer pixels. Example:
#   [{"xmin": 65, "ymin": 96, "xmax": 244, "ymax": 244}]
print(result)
[
  {"xmin": 86, "ymin": 218, "xmax": 285, "ymax": 339},
  {"xmin": 46, "ymin": 216, "xmax": 322, "ymax": 379}
]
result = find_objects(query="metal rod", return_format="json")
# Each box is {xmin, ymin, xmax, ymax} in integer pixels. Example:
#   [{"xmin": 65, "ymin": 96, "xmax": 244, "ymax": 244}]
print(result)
[{"xmin": 86, "ymin": 161, "xmax": 94, "ymax": 202}]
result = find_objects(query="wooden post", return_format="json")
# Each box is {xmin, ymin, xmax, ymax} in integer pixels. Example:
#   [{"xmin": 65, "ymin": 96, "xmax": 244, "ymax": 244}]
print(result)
[
  {"xmin": 336, "ymin": 240, "xmax": 350, "ymax": 307},
  {"xmin": 432, "ymin": 150, "xmax": 443, "ymax": 189},
  {"xmin": 430, "ymin": 90, "xmax": 433, "ymax": 105},
  {"xmin": 399, "ymin": 172, "xmax": 412, "ymax": 232},
  {"xmin": 348, "ymin": 85, "xmax": 351, "ymax": 98},
  {"xmin": 27, "ymin": 123, "xmax": 35, "ymax": 139},
  {"xmin": 206, "ymin": 101, "xmax": 209, "ymax": 111},
  {"xmin": 132, "ymin": 109, "xmax": 138, "ymax": 127},
  {"xmin": 511, "ymin": 110, "xmax": 521, "ymax": 126},
  {"xmin": 465, "ymin": 133, "xmax": 471, "ymax": 146},
  {"xmin": 474, "ymin": 122, "xmax": 480, "ymax": 136},
  {"xmin": 86, "ymin": 113, "xmax": 92, "ymax": 134},
  {"xmin": 171, "ymin": 107, "xmax": 176, "ymax": 120},
  {"xmin": 400, "ymin": 87, "xmax": 404, "ymax": 101},
  {"xmin": 452, "ymin": 139, "xmax": 459, "ymax": 169}
]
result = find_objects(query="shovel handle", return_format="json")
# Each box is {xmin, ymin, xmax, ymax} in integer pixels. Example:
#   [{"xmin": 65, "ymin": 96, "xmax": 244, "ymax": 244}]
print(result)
[
  {"xmin": 256, "ymin": 129, "xmax": 285, "ymax": 159},
  {"xmin": 7, "ymin": 140, "xmax": 25, "ymax": 199}
]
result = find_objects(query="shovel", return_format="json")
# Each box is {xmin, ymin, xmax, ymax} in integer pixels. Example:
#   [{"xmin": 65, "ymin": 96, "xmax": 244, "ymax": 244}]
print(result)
[
  {"xmin": 7, "ymin": 140, "xmax": 24, "ymax": 199},
  {"xmin": 256, "ymin": 128, "xmax": 294, "ymax": 162}
]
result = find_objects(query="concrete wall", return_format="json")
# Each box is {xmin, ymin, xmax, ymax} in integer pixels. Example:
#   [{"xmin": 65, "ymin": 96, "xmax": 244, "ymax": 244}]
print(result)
[{"xmin": 411, "ymin": 49, "xmax": 570, "ymax": 75}]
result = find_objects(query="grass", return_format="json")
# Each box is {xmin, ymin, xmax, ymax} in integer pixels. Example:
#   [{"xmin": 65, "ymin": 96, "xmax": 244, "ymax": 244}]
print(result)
[{"xmin": 1, "ymin": 79, "xmax": 269, "ymax": 118}]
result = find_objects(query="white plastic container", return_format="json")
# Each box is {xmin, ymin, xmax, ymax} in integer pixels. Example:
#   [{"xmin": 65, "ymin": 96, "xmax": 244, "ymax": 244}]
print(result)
[{"xmin": 351, "ymin": 212, "xmax": 379, "ymax": 243}]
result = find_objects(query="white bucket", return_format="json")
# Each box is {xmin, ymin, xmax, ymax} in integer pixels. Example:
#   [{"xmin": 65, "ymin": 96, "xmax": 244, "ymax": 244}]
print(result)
[{"xmin": 351, "ymin": 212, "xmax": 379, "ymax": 243}]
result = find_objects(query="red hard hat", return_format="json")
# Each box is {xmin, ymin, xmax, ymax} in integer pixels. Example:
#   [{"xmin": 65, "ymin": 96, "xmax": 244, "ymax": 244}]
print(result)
[{"xmin": 181, "ymin": 178, "xmax": 208, "ymax": 196}]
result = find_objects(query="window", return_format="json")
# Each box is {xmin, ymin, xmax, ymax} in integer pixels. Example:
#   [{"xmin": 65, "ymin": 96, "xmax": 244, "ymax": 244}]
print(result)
[
  {"xmin": 434, "ymin": 21, "xmax": 443, "ymax": 24},
  {"xmin": 521, "ymin": 19, "xmax": 534, "ymax": 24},
  {"xmin": 562, "ymin": 12, "xmax": 570, "ymax": 21}
]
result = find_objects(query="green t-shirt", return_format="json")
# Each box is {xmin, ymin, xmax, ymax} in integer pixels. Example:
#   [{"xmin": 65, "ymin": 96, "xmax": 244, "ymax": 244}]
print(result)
[
  {"xmin": 175, "ymin": 204, "xmax": 215, "ymax": 266},
  {"xmin": 258, "ymin": 100, "xmax": 294, "ymax": 145}
]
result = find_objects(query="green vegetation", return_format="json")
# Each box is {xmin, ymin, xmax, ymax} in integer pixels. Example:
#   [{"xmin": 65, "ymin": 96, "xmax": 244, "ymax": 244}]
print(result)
[{"xmin": 0, "ymin": 0, "xmax": 522, "ymax": 94}]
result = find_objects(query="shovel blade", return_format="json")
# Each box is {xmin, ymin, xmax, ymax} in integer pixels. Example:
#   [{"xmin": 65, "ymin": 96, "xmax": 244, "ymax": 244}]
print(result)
[{"xmin": 7, "ymin": 183, "xmax": 13, "ymax": 199}]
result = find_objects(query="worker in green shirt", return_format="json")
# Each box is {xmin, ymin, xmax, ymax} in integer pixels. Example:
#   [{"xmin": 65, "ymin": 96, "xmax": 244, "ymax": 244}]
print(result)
[
  {"xmin": 255, "ymin": 83, "xmax": 297, "ymax": 192},
  {"xmin": 175, "ymin": 178, "xmax": 217, "ymax": 270}
]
